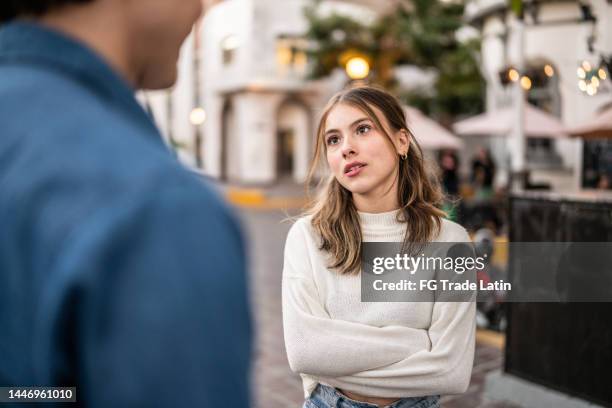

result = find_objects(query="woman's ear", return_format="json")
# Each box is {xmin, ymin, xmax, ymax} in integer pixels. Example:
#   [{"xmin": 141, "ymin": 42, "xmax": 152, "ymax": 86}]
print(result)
[{"xmin": 396, "ymin": 129, "xmax": 410, "ymax": 156}]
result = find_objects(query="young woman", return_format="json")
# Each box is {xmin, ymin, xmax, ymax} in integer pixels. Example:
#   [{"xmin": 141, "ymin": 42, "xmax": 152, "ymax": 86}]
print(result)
[{"xmin": 282, "ymin": 86, "xmax": 476, "ymax": 408}]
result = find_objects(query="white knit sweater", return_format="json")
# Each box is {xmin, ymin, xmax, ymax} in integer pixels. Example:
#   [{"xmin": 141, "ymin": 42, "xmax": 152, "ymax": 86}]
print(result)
[{"xmin": 282, "ymin": 210, "xmax": 476, "ymax": 398}]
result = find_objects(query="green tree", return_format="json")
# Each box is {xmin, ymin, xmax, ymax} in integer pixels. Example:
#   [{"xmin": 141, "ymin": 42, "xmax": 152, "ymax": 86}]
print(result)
[{"xmin": 304, "ymin": 0, "xmax": 484, "ymax": 122}]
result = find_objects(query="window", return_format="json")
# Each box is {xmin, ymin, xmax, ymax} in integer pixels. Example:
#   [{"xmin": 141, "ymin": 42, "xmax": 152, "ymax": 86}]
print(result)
[
  {"xmin": 276, "ymin": 35, "xmax": 308, "ymax": 74},
  {"xmin": 524, "ymin": 62, "xmax": 563, "ymax": 168},
  {"xmin": 221, "ymin": 35, "xmax": 239, "ymax": 65}
]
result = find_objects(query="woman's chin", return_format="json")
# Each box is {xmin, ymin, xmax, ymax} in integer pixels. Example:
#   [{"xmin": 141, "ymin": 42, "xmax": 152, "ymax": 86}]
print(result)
[{"xmin": 341, "ymin": 181, "xmax": 376, "ymax": 196}]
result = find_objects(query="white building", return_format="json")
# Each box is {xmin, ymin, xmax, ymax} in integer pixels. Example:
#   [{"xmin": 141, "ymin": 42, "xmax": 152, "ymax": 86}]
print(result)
[
  {"xmin": 141, "ymin": 0, "xmax": 392, "ymax": 185},
  {"xmin": 140, "ymin": 0, "xmax": 612, "ymax": 189},
  {"xmin": 200, "ymin": 0, "xmax": 393, "ymax": 184},
  {"xmin": 464, "ymin": 0, "xmax": 612, "ymax": 190}
]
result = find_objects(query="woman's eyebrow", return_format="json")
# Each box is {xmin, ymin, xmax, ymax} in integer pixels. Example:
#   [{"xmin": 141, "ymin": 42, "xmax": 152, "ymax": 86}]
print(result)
[{"xmin": 324, "ymin": 117, "xmax": 371, "ymax": 136}]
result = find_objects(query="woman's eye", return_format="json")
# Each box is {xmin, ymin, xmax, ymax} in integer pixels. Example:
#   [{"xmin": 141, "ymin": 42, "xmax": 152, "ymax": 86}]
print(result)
[
  {"xmin": 357, "ymin": 124, "xmax": 371, "ymax": 135},
  {"xmin": 326, "ymin": 136, "xmax": 340, "ymax": 146}
]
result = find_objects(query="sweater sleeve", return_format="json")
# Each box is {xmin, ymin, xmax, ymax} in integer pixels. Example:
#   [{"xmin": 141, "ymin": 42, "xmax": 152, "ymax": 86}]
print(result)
[
  {"xmin": 320, "ymin": 300, "xmax": 476, "ymax": 397},
  {"xmin": 319, "ymin": 226, "xmax": 477, "ymax": 397},
  {"xmin": 282, "ymin": 220, "xmax": 432, "ymax": 378}
]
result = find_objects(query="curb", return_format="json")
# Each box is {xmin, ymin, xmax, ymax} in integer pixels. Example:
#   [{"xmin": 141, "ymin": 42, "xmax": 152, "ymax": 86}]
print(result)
[{"xmin": 226, "ymin": 187, "xmax": 309, "ymax": 210}]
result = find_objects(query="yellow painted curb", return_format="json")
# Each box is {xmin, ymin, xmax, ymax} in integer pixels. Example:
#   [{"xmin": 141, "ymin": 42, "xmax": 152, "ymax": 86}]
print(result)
[
  {"xmin": 225, "ymin": 188, "xmax": 309, "ymax": 210},
  {"xmin": 476, "ymin": 329, "xmax": 505, "ymax": 350},
  {"xmin": 226, "ymin": 188, "xmax": 266, "ymax": 206}
]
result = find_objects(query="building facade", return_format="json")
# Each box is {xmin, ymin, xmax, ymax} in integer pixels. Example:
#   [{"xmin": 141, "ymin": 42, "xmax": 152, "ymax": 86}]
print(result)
[
  {"xmin": 465, "ymin": 0, "xmax": 612, "ymax": 189},
  {"xmin": 199, "ymin": 0, "xmax": 387, "ymax": 184},
  {"xmin": 140, "ymin": 0, "xmax": 385, "ymax": 184}
]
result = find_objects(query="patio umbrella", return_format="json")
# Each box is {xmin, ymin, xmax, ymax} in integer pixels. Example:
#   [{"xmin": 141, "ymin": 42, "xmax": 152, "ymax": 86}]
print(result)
[
  {"xmin": 453, "ymin": 103, "xmax": 568, "ymax": 138},
  {"xmin": 404, "ymin": 106, "xmax": 464, "ymax": 150},
  {"xmin": 567, "ymin": 105, "xmax": 612, "ymax": 139}
]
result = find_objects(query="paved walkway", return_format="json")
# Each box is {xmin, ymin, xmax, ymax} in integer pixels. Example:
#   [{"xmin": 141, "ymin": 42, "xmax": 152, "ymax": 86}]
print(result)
[{"xmin": 240, "ymin": 209, "xmax": 520, "ymax": 408}]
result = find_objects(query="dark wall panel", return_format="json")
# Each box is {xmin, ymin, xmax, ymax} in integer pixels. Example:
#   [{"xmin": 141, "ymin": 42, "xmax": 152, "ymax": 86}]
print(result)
[{"xmin": 506, "ymin": 195, "xmax": 612, "ymax": 407}]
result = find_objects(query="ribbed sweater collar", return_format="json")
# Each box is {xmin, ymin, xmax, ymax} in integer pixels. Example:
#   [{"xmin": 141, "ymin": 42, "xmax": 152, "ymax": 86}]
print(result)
[{"xmin": 358, "ymin": 209, "xmax": 406, "ymax": 241}]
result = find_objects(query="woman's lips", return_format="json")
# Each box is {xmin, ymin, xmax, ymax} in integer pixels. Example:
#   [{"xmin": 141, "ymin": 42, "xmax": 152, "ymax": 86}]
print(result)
[{"xmin": 345, "ymin": 164, "xmax": 366, "ymax": 177}]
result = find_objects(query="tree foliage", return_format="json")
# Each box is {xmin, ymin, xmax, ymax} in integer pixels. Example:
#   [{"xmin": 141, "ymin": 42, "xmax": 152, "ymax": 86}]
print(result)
[{"xmin": 304, "ymin": 0, "xmax": 485, "ymax": 121}]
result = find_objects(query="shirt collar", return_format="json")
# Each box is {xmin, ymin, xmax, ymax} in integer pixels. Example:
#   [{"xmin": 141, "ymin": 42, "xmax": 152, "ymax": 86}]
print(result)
[{"xmin": 0, "ymin": 21, "xmax": 162, "ymax": 141}]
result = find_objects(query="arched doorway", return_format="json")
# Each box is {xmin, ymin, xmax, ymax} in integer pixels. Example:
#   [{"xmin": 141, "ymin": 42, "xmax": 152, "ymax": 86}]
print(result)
[
  {"xmin": 276, "ymin": 99, "xmax": 311, "ymax": 182},
  {"xmin": 277, "ymin": 128, "xmax": 295, "ymax": 177}
]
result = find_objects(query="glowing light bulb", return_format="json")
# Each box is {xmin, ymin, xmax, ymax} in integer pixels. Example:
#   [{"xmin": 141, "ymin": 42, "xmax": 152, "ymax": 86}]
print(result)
[
  {"xmin": 190, "ymin": 107, "xmax": 207, "ymax": 126},
  {"xmin": 345, "ymin": 57, "xmax": 370, "ymax": 80},
  {"xmin": 598, "ymin": 68, "xmax": 607, "ymax": 80},
  {"xmin": 586, "ymin": 84, "xmax": 596, "ymax": 96},
  {"xmin": 508, "ymin": 69, "xmax": 520, "ymax": 82},
  {"xmin": 582, "ymin": 61, "xmax": 592, "ymax": 72},
  {"xmin": 520, "ymin": 76, "xmax": 532, "ymax": 90},
  {"xmin": 544, "ymin": 64, "xmax": 554, "ymax": 77}
]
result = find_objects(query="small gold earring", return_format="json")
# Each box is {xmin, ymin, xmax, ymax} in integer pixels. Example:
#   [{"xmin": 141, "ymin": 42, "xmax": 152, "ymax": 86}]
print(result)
[{"xmin": 401, "ymin": 152, "xmax": 408, "ymax": 160}]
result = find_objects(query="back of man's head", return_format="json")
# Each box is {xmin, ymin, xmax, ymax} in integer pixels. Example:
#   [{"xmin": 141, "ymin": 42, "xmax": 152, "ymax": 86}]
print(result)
[
  {"xmin": 1, "ymin": 0, "xmax": 93, "ymax": 24},
  {"xmin": 0, "ymin": 0, "xmax": 203, "ymax": 90}
]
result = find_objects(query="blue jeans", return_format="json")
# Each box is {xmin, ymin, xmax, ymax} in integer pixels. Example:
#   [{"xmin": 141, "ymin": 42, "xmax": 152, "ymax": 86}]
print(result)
[{"xmin": 304, "ymin": 384, "xmax": 440, "ymax": 408}]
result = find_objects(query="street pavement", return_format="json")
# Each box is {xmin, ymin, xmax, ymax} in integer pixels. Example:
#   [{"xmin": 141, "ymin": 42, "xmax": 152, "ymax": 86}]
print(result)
[{"xmin": 239, "ymin": 208, "xmax": 520, "ymax": 408}]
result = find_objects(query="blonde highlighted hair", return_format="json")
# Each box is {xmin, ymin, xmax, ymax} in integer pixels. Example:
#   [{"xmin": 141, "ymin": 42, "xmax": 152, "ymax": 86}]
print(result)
[{"xmin": 305, "ymin": 86, "xmax": 447, "ymax": 275}]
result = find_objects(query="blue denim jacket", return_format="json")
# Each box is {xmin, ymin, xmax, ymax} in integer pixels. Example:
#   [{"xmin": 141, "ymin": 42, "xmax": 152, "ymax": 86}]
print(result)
[{"xmin": 0, "ymin": 22, "xmax": 251, "ymax": 407}]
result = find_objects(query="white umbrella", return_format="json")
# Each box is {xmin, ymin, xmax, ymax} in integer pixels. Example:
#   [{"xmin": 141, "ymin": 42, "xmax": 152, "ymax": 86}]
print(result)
[
  {"xmin": 567, "ymin": 105, "xmax": 612, "ymax": 139},
  {"xmin": 453, "ymin": 103, "xmax": 568, "ymax": 138},
  {"xmin": 404, "ymin": 106, "xmax": 464, "ymax": 150}
]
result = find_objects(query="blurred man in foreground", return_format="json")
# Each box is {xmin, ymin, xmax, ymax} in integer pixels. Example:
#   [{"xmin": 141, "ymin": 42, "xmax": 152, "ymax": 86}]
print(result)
[{"xmin": 0, "ymin": 1, "xmax": 252, "ymax": 406}]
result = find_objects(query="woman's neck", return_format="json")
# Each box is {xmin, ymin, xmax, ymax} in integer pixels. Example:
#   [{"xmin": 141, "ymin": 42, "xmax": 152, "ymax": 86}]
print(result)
[
  {"xmin": 353, "ymin": 199, "xmax": 399, "ymax": 213},
  {"xmin": 352, "ymin": 172, "xmax": 400, "ymax": 213},
  {"xmin": 352, "ymin": 188, "xmax": 399, "ymax": 213}
]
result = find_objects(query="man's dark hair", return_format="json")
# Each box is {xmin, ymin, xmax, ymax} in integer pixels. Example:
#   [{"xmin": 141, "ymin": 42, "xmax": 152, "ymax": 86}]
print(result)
[{"xmin": 1, "ymin": 0, "xmax": 94, "ymax": 23}]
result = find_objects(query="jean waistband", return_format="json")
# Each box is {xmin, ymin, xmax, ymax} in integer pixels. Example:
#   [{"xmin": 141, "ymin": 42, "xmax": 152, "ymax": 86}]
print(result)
[{"xmin": 310, "ymin": 384, "xmax": 440, "ymax": 408}]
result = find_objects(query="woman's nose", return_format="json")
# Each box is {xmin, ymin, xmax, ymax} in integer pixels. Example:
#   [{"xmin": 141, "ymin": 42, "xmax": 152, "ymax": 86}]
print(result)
[{"xmin": 341, "ymin": 136, "xmax": 356, "ymax": 159}]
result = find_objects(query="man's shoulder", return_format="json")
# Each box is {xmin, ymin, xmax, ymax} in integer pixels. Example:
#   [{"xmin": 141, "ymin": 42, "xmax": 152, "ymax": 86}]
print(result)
[
  {"xmin": 0, "ymin": 62, "xmax": 232, "ymax": 238},
  {"xmin": 0, "ymin": 64, "xmax": 145, "ymax": 137},
  {"xmin": 0, "ymin": 64, "xmax": 176, "ymax": 188},
  {"xmin": 1, "ymin": 64, "xmax": 101, "ymax": 106}
]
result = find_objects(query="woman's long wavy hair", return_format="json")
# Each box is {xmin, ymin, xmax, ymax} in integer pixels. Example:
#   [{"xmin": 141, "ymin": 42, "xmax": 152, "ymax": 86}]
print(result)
[{"xmin": 305, "ymin": 86, "xmax": 447, "ymax": 275}]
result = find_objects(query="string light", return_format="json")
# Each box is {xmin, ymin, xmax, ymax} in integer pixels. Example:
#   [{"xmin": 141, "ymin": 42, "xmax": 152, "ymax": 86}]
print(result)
[
  {"xmin": 586, "ymin": 84, "xmax": 597, "ymax": 96},
  {"xmin": 189, "ymin": 107, "xmax": 207, "ymax": 126},
  {"xmin": 582, "ymin": 60, "xmax": 592, "ymax": 71},
  {"xmin": 544, "ymin": 64, "xmax": 554, "ymax": 77},
  {"xmin": 520, "ymin": 76, "xmax": 532, "ymax": 90},
  {"xmin": 508, "ymin": 68, "xmax": 520, "ymax": 82},
  {"xmin": 345, "ymin": 57, "xmax": 370, "ymax": 80},
  {"xmin": 576, "ymin": 60, "xmax": 608, "ymax": 95}
]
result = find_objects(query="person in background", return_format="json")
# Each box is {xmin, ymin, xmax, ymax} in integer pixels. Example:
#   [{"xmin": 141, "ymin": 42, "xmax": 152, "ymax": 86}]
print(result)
[
  {"xmin": 439, "ymin": 149, "xmax": 460, "ymax": 197},
  {"xmin": 471, "ymin": 146, "xmax": 496, "ymax": 199},
  {"xmin": 0, "ymin": 1, "xmax": 251, "ymax": 407},
  {"xmin": 596, "ymin": 173, "xmax": 610, "ymax": 190}
]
